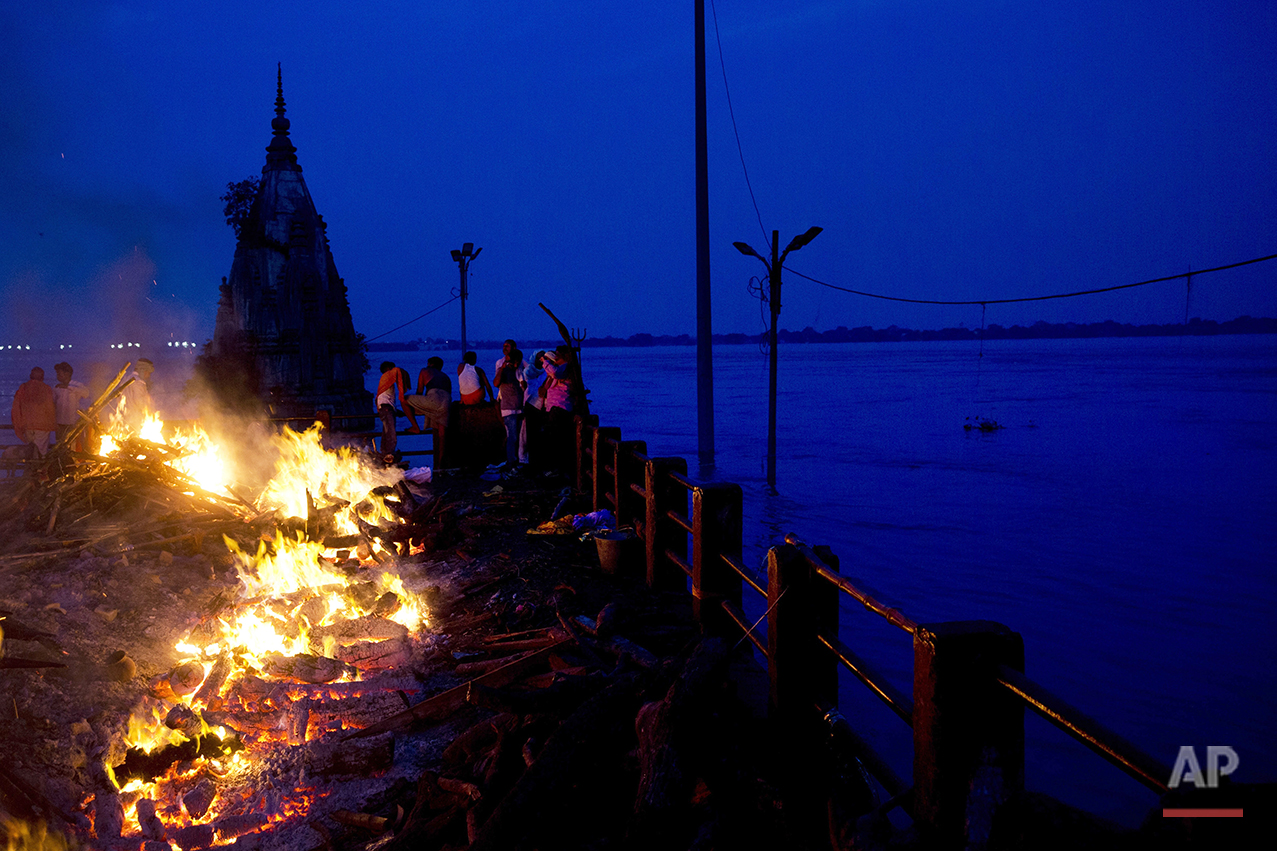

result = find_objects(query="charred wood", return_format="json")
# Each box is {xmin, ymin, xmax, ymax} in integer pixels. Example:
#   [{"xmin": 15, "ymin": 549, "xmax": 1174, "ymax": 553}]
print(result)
[{"xmin": 308, "ymin": 732, "xmax": 394, "ymax": 776}]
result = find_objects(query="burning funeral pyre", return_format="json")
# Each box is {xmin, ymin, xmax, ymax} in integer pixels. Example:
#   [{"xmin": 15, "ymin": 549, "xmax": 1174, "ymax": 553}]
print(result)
[
  {"xmin": 1, "ymin": 367, "xmax": 445, "ymax": 847},
  {"xmin": 3, "ymin": 365, "xmax": 798, "ymax": 851}
]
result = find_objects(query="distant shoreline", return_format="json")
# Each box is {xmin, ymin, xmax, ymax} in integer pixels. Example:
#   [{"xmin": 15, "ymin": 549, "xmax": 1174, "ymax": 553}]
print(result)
[{"xmin": 368, "ymin": 315, "xmax": 1277, "ymax": 352}]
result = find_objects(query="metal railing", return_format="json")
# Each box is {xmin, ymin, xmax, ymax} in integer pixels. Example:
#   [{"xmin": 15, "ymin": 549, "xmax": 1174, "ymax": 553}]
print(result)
[{"xmin": 570, "ymin": 415, "xmax": 1174, "ymax": 846}]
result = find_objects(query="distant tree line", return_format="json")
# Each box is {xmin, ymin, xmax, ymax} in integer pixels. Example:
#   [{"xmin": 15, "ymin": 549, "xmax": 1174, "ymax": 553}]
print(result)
[{"xmin": 368, "ymin": 316, "xmax": 1275, "ymax": 352}]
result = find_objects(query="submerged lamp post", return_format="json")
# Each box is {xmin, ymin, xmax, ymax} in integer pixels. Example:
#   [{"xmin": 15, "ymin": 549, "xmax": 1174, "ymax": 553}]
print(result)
[
  {"xmin": 733, "ymin": 226, "xmax": 822, "ymax": 491},
  {"xmin": 451, "ymin": 243, "xmax": 482, "ymax": 354}
]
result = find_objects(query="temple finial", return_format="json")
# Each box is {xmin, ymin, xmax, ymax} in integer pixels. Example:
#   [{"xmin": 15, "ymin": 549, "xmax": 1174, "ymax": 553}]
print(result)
[{"xmin": 265, "ymin": 62, "xmax": 297, "ymax": 167}]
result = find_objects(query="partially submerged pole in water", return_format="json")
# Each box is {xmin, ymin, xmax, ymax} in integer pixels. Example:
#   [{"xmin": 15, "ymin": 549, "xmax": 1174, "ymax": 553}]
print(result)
[{"xmin": 733, "ymin": 226, "xmax": 822, "ymax": 491}]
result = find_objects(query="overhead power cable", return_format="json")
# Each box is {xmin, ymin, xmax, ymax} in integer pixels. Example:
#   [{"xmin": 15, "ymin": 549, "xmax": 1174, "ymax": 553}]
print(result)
[
  {"xmin": 365, "ymin": 295, "xmax": 459, "ymax": 342},
  {"xmin": 786, "ymin": 253, "xmax": 1277, "ymax": 306},
  {"xmin": 709, "ymin": 0, "xmax": 768, "ymax": 246}
]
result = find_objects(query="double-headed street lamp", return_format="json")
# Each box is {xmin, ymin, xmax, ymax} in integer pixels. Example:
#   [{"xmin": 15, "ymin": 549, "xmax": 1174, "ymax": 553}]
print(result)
[
  {"xmin": 450, "ymin": 243, "xmax": 482, "ymax": 354},
  {"xmin": 733, "ymin": 226, "xmax": 822, "ymax": 491}
]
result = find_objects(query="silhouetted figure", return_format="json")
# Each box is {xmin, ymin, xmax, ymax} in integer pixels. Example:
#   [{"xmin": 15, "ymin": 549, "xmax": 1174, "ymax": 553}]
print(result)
[{"xmin": 11, "ymin": 367, "xmax": 56, "ymax": 457}]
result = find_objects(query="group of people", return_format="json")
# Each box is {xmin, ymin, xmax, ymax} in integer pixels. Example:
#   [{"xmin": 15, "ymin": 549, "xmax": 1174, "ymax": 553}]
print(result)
[
  {"xmin": 8, "ymin": 359, "xmax": 154, "ymax": 459},
  {"xmin": 375, "ymin": 339, "xmax": 583, "ymax": 473}
]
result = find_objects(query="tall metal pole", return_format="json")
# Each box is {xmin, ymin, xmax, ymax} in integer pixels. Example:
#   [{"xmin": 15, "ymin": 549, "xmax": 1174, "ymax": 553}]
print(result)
[
  {"xmin": 766, "ymin": 230, "xmax": 780, "ymax": 491},
  {"xmin": 695, "ymin": 0, "xmax": 715, "ymax": 470},
  {"xmin": 452, "ymin": 244, "xmax": 481, "ymax": 355},
  {"xmin": 459, "ymin": 261, "xmax": 468, "ymax": 355}
]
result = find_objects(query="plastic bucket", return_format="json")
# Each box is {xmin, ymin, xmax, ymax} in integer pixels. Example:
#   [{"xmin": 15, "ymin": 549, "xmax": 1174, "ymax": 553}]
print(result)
[{"xmin": 594, "ymin": 530, "xmax": 639, "ymax": 576}]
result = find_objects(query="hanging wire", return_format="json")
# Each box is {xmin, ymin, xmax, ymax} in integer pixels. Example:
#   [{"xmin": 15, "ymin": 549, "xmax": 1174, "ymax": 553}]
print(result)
[
  {"xmin": 709, "ymin": 0, "xmax": 768, "ymax": 246},
  {"xmin": 365, "ymin": 295, "xmax": 459, "ymax": 342},
  {"xmin": 785, "ymin": 252, "xmax": 1277, "ymax": 306}
]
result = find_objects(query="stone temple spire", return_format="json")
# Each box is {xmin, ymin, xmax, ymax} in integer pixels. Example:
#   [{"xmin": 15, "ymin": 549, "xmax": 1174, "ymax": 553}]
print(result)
[
  {"xmin": 265, "ymin": 62, "xmax": 299, "ymax": 169},
  {"xmin": 208, "ymin": 68, "xmax": 371, "ymax": 420}
]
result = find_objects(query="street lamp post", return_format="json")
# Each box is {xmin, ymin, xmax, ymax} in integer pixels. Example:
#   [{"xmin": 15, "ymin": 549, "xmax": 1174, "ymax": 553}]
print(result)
[
  {"xmin": 733, "ymin": 226, "xmax": 822, "ymax": 491},
  {"xmin": 450, "ymin": 243, "xmax": 482, "ymax": 354}
]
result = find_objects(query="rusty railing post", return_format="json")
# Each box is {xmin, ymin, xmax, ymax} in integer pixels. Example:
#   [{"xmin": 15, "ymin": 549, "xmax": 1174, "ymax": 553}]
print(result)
[
  {"xmin": 691, "ymin": 482, "xmax": 742, "ymax": 634},
  {"xmin": 591, "ymin": 427, "xmax": 620, "ymax": 512},
  {"xmin": 913, "ymin": 621, "xmax": 1025, "ymax": 848},
  {"xmin": 766, "ymin": 543, "xmax": 839, "ymax": 725},
  {"xmin": 644, "ymin": 457, "xmax": 688, "ymax": 591},
  {"xmin": 614, "ymin": 440, "xmax": 646, "ymax": 528}
]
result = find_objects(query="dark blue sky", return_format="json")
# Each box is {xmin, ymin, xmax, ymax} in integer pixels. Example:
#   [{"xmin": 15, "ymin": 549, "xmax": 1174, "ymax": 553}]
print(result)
[{"xmin": 3, "ymin": 1, "xmax": 1275, "ymax": 347}]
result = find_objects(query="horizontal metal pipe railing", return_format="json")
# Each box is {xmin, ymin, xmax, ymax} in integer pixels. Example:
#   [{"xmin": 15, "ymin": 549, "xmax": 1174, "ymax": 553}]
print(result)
[
  {"xmin": 786, "ymin": 534, "xmax": 917, "ymax": 635},
  {"xmin": 667, "ymin": 550, "xmax": 692, "ymax": 578},
  {"xmin": 995, "ymin": 664, "xmax": 1171, "ymax": 794},
  {"xmin": 818, "ymin": 702, "xmax": 910, "ymax": 801},
  {"xmin": 817, "ymin": 633, "xmax": 914, "ymax": 726},
  {"xmin": 722, "ymin": 552, "xmax": 766, "ymax": 597},
  {"xmin": 666, "ymin": 508, "xmax": 693, "ymax": 535},
  {"xmin": 592, "ymin": 422, "xmax": 1173, "ymax": 810}
]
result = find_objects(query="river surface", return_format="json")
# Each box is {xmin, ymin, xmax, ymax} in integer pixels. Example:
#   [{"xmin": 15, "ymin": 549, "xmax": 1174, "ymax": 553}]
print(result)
[
  {"xmin": 387, "ymin": 335, "xmax": 1277, "ymax": 826},
  {"xmin": 4, "ymin": 334, "xmax": 1274, "ymax": 825}
]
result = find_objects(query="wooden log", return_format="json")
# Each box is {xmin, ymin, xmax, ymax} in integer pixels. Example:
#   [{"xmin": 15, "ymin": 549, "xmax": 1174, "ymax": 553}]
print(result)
[
  {"xmin": 263, "ymin": 652, "xmax": 355, "ymax": 684},
  {"xmin": 310, "ymin": 615, "xmax": 408, "ymax": 648},
  {"xmin": 211, "ymin": 812, "xmax": 267, "ymax": 840},
  {"xmin": 192, "ymin": 652, "xmax": 231, "ymax": 710},
  {"xmin": 333, "ymin": 635, "xmax": 415, "ymax": 671},
  {"xmin": 473, "ymin": 628, "xmax": 567, "ymax": 654},
  {"xmin": 437, "ymin": 776, "xmax": 482, "ymax": 802},
  {"xmin": 308, "ymin": 690, "xmax": 411, "ymax": 733},
  {"xmin": 344, "ymin": 641, "xmax": 569, "ymax": 740},
  {"xmin": 331, "ymin": 810, "xmax": 389, "ymax": 834},
  {"xmin": 433, "ymin": 610, "xmax": 496, "ymax": 634},
  {"xmin": 455, "ymin": 652, "xmax": 536, "ymax": 677}
]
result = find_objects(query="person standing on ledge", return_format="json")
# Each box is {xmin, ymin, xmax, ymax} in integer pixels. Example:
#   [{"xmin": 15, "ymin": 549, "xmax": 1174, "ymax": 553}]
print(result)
[
  {"xmin": 375, "ymin": 360, "xmax": 419, "ymax": 462},
  {"xmin": 11, "ymin": 367, "xmax": 57, "ymax": 457}
]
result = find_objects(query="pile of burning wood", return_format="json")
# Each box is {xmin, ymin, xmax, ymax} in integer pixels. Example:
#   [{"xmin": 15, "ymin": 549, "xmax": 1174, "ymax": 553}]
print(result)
[
  {"xmin": 1, "ymin": 365, "xmax": 789, "ymax": 850},
  {"xmin": 0, "ymin": 366, "xmax": 460, "ymax": 847}
]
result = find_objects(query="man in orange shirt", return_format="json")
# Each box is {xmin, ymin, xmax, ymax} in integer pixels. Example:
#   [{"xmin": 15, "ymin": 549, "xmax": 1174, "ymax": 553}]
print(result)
[
  {"xmin": 375, "ymin": 361, "xmax": 420, "ymax": 461},
  {"xmin": 11, "ymin": 367, "xmax": 57, "ymax": 457}
]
